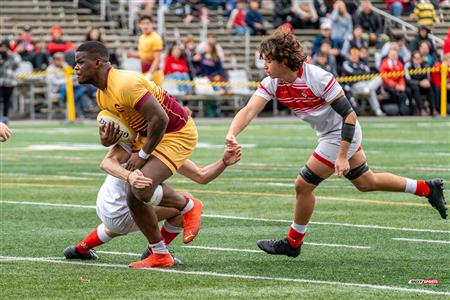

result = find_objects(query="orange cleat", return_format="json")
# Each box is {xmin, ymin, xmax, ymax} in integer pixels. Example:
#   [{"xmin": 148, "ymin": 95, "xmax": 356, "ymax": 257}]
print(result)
[
  {"xmin": 129, "ymin": 253, "xmax": 174, "ymax": 268},
  {"xmin": 182, "ymin": 198, "xmax": 203, "ymax": 244}
]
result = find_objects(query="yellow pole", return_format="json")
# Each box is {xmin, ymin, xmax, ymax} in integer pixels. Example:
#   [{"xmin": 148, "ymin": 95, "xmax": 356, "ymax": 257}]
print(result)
[
  {"xmin": 441, "ymin": 64, "xmax": 448, "ymax": 117},
  {"xmin": 64, "ymin": 66, "xmax": 76, "ymax": 122}
]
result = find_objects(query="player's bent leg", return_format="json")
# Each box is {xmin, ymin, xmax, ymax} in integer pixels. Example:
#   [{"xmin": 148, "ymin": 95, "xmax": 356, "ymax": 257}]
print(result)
[
  {"xmin": 257, "ymin": 155, "xmax": 334, "ymax": 258},
  {"xmin": 348, "ymin": 150, "xmax": 447, "ymax": 219}
]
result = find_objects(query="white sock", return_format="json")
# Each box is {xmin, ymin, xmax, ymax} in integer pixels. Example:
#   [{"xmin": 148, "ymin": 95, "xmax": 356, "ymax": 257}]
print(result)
[
  {"xmin": 405, "ymin": 178, "xmax": 417, "ymax": 194},
  {"xmin": 148, "ymin": 240, "xmax": 169, "ymax": 254},
  {"xmin": 97, "ymin": 224, "xmax": 112, "ymax": 243},
  {"xmin": 181, "ymin": 198, "xmax": 194, "ymax": 215},
  {"xmin": 291, "ymin": 223, "xmax": 307, "ymax": 234},
  {"xmin": 163, "ymin": 221, "xmax": 183, "ymax": 233}
]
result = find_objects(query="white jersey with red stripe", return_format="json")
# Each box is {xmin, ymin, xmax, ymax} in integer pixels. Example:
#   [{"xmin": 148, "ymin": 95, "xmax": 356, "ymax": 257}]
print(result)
[{"xmin": 254, "ymin": 63, "xmax": 345, "ymax": 137}]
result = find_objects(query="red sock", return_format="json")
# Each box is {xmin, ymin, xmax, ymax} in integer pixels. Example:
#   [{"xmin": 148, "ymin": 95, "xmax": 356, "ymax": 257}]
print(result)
[
  {"xmin": 76, "ymin": 228, "xmax": 104, "ymax": 254},
  {"xmin": 415, "ymin": 180, "xmax": 430, "ymax": 197},
  {"xmin": 160, "ymin": 226, "xmax": 180, "ymax": 245},
  {"xmin": 287, "ymin": 227, "xmax": 305, "ymax": 249}
]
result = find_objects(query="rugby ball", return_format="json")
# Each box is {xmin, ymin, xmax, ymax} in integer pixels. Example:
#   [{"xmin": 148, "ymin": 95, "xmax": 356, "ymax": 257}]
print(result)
[{"xmin": 96, "ymin": 110, "xmax": 137, "ymax": 143}]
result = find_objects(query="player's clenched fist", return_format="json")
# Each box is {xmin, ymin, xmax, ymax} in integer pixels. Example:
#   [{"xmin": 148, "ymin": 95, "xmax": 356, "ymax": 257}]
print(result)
[{"xmin": 127, "ymin": 169, "xmax": 152, "ymax": 189}]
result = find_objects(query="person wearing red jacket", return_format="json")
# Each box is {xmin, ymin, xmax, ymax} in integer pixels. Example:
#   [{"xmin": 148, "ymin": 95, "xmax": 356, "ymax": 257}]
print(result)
[
  {"xmin": 163, "ymin": 42, "xmax": 191, "ymax": 93},
  {"xmin": 430, "ymin": 30, "xmax": 450, "ymax": 115},
  {"xmin": 11, "ymin": 25, "xmax": 47, "ymax": 70},
  {"xmin": 46, "ymin": 26, "xmax": 74, "ymax": 57},
  {"xmin": 380, "ymin": 48, "xmax": 409, "ymax": 115}
]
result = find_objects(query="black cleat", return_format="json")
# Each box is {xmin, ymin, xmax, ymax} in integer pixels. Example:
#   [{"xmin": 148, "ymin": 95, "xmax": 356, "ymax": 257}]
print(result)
[
  {"xmin": 256, "ymin": 238, "xmax": 302, "ymax": 258},
  {"xmin": 426, "ymin": 179, "xmax": 447, "ymax": 219},
  {"xmin": 141, "ymin": 248, "xmax": 183, "ymax": 265},
  {"xmin": 63, "ymin": 245, "xmax": 98, "ymax": 260}
]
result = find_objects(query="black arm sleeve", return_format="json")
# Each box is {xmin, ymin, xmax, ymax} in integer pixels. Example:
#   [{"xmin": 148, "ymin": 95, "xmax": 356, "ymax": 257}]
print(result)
[{"xmin": 331, "ymin": 95, "xmax": 355, "ymax": 143}]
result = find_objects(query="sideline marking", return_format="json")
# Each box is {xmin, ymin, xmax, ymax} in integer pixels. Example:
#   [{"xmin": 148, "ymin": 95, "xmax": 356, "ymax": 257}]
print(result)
[
  {"xmin": 0, "ymin": 256, "xmax": 448, "ymax": 296},
  {"xmin": 392, "ymin": 238, "xmax": 450, "ymax": 244},
  {"xmin": 1, "ymin": 200, "xmax": 448, "ymax": 233}
]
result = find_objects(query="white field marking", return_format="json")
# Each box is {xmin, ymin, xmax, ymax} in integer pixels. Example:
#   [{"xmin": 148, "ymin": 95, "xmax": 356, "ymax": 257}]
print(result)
[
  {"xmin": 97, "ymin": 250, "xmax": 140, "ymax": 257},
  {"xmin": 12, "ymin": 128, "xmax": 94, "ymax": 134},
  {"xmin": 1, "ymin": 200, "xmax": 449, "ymax": 234},
  {"xmin": 416, "ymin": 122, "xmax": 450, "ymax": 127},
  {"xmin": 8, "ymin": 144, "xmax": 107, "ymax": 151},
  {"xmin": 184, "ymin": 244, "xmax": 370, "ymax": 251},
  {"xmin": 196, "ymin": 143, "xmax": 256, "ymax": 149},
  {"xmin": 392, "ymin": 238, "xmax": 450, "ymax": 244},
  {"xmin": 1, "ymin": 174, "xmax": 94, "ymax": 181},
  {"xmin": 370, "ymin": 165, "xmax": 450, "ymax": 172},
  {"xmin": 0, "ymin": 256, "xmax": 448, "ymax": 296},
  {"xmin": 1, "ymin": 154, "xmax": 98, "ymax": 161},
  {"xmin": 364, "ymin": 138, "xmax": 449, "ymax": 145}
]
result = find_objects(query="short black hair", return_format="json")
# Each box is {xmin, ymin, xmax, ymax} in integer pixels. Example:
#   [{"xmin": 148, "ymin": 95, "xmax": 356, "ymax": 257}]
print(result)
[
  {"xmin": 139, "ymin": 15, "xmax": 153, "ymax": 23},
  {"xmin": 76, "ymin": 41, "xmax": 109, "ymax": 60}
]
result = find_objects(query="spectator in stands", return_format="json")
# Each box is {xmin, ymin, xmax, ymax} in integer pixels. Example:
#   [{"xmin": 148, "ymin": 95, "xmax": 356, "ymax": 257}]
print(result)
[
  {"xmin": 245, "ymin": 0, "xmax": 267, "ymax": 36},
  {"xmin": 381, "ymin": 34, "xmax": 411, "ymax": 63},
  {"xmin": 410, "ymin": 0, "xmax": 440, "ymax": 27},
  {"xmin": 11, "ymin": 25, "xmax": 47, "ymax": 70},
  {"xmin": 46, "ymin": 52, "xmax": 93, "ymax": 118},
  {"xmin": 197, "ymin": 33, "xmax": 225, "ymax": 62},
  {"xmin": 313, "ymin": 51, "xmax": 337, "ymax": 76},
  {"xmin": 225, "ymin": 0, "xmax": 238, "ymax": 16},
  {"xmin": 386, "ymin": 0, "xmax": 404, "ymax": 17},
  {"xmin": 380, "ymin": 48, "xmax": 409, "ymax": 115},
  {"xmin": 227, "ymin": 0, "xmax": 247, "ymax": 36},
  {"xmin": 85, "ymin": 27, "xmax": 119, "ymax": 67},
  {"xmin": 343, "ymin": 0, "xmax": 359, "ymax": 15},
  {"xmin": 164, "ymin": 42, "xmax": 192, "ymax": 93},
  {"xmin": 314, "ymin": 39, "xmax": 338, "ymax": 72},
  {"xmin": 354, "ymin": 0, "xmax": 388, "ymax": 48},
  {"xmin": 408, "ymin": 25, "xmax": 436, "ymax": 56},
  {"xmin": 46, "ymin": 26, "xmax": 75, "ymax": 67},
  {"xmin": 418, "ymin": 40, "xmax": 438, "ymax": 66},
  {"xmin": 0, "ymin": 39, "xmax": 21, "ymax": 125},
  {"xmin": 273, "ymin": 0, "xmax": 295, "ymax": 28},
  {"xmin": 342, "ymin": 48, "xmax": 384, "ymax": 116},
  {"xmin": 358, "ymin": 46, "xmax": 373, "ymax": 69},
  {"xmin": 330, "ymin": 0, "xmax": 353, "ymax": 49},
  {"xmin": 126, "ymin": 15, "xmax": 164, "ymax": 86},
  {"xmin": 204, "ymin": 0, "xmax": 227, "ymax": 10},
  {"xmin": 314, "ymin": 0, "xmax": 333, "ymax": 19},
  {"xmin": 405, "ymin": 51, "xmax": 434, "ymax": 115},
  {"xmin": 430, "ymin": 35, "xmax": 450, "ymax": 115},
  {"xmin": 183, "ymin": 0, "xmax": 208, "ymax": 24},
  {"xmin": 311, "ymin": 21, "xmax": 340, "ymax": 57},
  {"xmin": 291, "ymin": 0, "xmax": 319, "ymax": 28},
  {"xmin": 341, "ymin": 25, "xmax": 368, "ymax": 59},
  {"xmin": 194, "ymin": 43, "xmax": 229, "ymax": 116},
  {"xmin": 183, "ymin": 35, "xmax": 201, "ymax": 78},
  {"xmin": 46, "ymin": 26, "xmax": 75, "ymax": 57}
]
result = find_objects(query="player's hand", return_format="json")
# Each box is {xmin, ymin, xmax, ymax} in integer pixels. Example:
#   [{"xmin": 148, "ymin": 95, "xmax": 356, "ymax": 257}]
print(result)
[
  {"xmin": 0, "ymin": 122, "xmax": 12, "ymax": 142},
  {"xmin": 223, "ymin": 145, "xmax": 241, "ymax": 166},
  {"xmin": 99, "ymin": 122, "xmax": 122, "ymax": 147},
  {"xmin": 225, "ymin": 134, "xmax": 238, "ymax": 147},
  {"xmin": 126, "ymin": 156, "xmax": 147, "ymax": 171},
  {"xmin": 127, "ymin": 169, "xmax": 152, "ymax": 189},
  {"xmin": 335, "ymin": 157, "xmax": 350, "ymax": 177}
]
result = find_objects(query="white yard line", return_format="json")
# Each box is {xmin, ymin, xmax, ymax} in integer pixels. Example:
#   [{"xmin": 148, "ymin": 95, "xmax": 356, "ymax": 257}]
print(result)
[
  {"xmin": 392, "ymin": 238, "xmax": 450, "ymax": 244},
  {"xmin": 0, "ymin": 255, "xmax": 448, "ymax": 296},
  {"xmin": 1, "ymin": 200, "xmax": 449, "ymax": 234}
]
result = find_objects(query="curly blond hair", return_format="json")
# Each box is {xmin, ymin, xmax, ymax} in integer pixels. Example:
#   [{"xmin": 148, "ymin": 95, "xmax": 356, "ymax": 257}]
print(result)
[{"xmin": 259, "ymin": 29, "xmax": 308, "ymax": 71}]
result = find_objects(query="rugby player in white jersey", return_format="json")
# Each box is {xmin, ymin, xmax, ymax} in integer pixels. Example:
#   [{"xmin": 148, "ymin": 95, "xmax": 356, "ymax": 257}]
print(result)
[
  {"xmin": 64, "ymin": 134, "xmax": 241, "ymax": 262},
  {"xmin": 225, "ymin": 29, "xmax": 447, "ymax": 258}
]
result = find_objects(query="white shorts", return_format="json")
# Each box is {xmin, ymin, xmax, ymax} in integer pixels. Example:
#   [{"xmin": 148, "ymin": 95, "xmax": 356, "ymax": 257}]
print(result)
[
  {"xmin": 313, "ymin": 123, "xmax": 363, "ymax": 168},
  {"xmin": 96, "ymin": 206, "xmax": 140, "ymax": 235}
]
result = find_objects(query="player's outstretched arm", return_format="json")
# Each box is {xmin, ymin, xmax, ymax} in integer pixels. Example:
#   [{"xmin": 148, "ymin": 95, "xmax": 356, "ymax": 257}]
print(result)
[
  {"xmin": 0, "ymin": 122, "xmax": 12, "ymax": 142},
  {"xmin": 225, "ymin": 95, "xmax": 267, "ymax": 147},
  {"xmin": 178, "ymin": 145, "xmax": 241, "ymax": 184},
  {"xmin": 100, "ymin": 144, "xmax": 153, "ymax": 189}
]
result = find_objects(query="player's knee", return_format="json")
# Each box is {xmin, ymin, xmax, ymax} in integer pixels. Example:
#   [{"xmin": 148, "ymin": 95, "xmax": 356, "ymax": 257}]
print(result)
[
  {"xmin": 296, "ymin": 165, "xmax": 323, "ymax": 194},
  {"xmin": 354, "ymin": 181, "xmax": 375, "ymax": 192}
]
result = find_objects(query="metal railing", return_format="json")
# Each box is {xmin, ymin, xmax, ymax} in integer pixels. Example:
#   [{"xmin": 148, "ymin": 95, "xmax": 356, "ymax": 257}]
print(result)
[{"xmin": 371, "ymin": 5, "xmax": 444, "ymax": 46}]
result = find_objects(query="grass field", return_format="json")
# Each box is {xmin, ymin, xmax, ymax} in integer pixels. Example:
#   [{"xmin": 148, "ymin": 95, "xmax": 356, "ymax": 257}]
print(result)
[{"xmin": 1, "ymin": 117, "xmax": 449, "ymax": 299}]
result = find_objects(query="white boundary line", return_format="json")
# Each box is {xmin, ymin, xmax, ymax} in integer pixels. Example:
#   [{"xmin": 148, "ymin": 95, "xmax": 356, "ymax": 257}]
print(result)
[
  {"xmin": 1, "ymin": 200, "xmax": 449, "ymax": 234},
  {"xmin": 0, "ymin": 255, "xmax": 448, "ymax": 296},
  {"xmin": 392, "ymin": 238, "xmax": 450, "ymax": 244}
]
